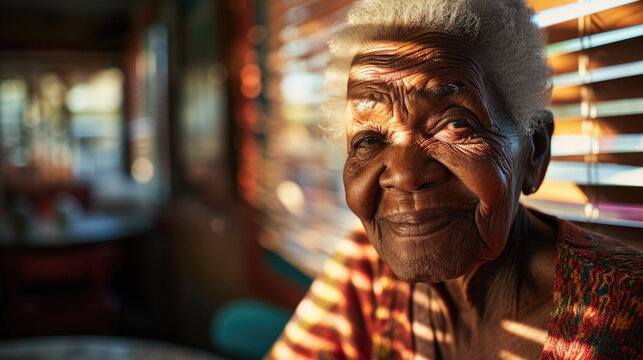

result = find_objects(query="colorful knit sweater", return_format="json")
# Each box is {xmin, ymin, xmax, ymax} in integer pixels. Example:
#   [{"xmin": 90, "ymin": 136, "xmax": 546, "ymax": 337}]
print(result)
[{"xmin": 266, "ymin": 217, "xmax": 642, "ymax": 359}]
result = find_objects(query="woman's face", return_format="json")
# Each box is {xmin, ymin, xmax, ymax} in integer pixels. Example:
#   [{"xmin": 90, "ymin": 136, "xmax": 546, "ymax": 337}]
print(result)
[{"xmin": 343, "ymin": 33, "xmax": 530, "ymax": 283}]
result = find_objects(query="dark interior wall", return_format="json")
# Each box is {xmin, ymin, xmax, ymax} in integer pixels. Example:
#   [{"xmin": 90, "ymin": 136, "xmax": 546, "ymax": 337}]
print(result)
[
  {"xmin": 158, "ymin": 0, "xmax": 307, "ymax": 347},
  {"xmin": 0, "ymin": 0, "xmax": 136, "ymax": 52},
  {"xmin": 118, "ymin": 0, "xmax": 261, "ymax": 349},
  {"xmin": 163, "ymin": 197, "xmax": 253, "ymax": 347},
  {"xmin": 0, "ymin": 0, "xmax": 308, "ymax": 351}
]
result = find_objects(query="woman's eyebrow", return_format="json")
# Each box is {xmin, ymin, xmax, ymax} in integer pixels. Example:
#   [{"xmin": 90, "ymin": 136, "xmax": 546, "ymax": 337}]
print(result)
[
  {"xmin": 422, "ymin": 82, "xmax": 466, "ymax": 97},
  {"xmin": 347, "ymin": 79, "xmax": 466, "ymax": 99},
  {"xmin": 346, "ymin": 79, "xmax": 388, "ymax": 99}
]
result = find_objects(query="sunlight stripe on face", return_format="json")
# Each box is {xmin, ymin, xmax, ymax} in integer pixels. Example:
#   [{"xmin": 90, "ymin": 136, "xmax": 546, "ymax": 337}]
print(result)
[{"xmin": 389, "ymin": 130, "xmax": 412, "ymax": 145}]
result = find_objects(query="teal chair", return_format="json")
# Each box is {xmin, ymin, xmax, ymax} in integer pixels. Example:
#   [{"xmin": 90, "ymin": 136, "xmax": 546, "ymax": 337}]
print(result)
[{"xmin": 210, "ymin": 299, "xmax": 292, "ymax": 359}]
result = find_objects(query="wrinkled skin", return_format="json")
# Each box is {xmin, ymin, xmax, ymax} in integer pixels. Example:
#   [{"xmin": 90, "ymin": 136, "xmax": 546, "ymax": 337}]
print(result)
[{"xmin": 343, "ymin": 32, "xmax": 546, "ymax": 284}]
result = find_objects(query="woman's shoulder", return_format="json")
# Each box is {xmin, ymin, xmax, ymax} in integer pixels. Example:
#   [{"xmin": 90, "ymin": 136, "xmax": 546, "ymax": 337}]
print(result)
[
  {"xmin": 544, "ymin": 218, "xmax": 642, "ymax": 359},
  {"xmin": 555, "ymin": 217, "xmax": 642, "ymax": 278}
]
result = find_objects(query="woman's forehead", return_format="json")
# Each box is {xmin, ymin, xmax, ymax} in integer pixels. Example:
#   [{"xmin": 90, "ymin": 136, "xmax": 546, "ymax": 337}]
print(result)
[
  {"xmin": 345, "ymin": 36, "xmax": 506, "ymax": 133},
  {"xmin": 347, "ymin": 64, "xmax": 469, "ymax": 97},
  {"xmin": 348, "ymin": 36, "xmax": 489, "ymax": 95}
]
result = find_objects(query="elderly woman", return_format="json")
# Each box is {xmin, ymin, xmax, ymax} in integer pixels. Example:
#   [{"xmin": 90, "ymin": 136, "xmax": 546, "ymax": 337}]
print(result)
[{"xmin": 266, "ymin": 0, "xmax": 642, "ymax": 359}]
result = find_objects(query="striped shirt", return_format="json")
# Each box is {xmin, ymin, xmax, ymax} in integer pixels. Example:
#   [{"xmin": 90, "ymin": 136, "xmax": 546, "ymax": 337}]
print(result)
[{"xmin": 265, "ymin": 216, "xmax": 642, "ymax": 359}]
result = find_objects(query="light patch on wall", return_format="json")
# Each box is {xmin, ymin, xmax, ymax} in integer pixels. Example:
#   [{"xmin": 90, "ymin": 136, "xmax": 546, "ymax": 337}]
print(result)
[
  {"xmin": 131, "ymin": 157, "xmax": 154, "ymax": 184},
  {"xmin": 277, "ymin": 180, "xmax": 305, "ymax": 215},
  {"xmin": 66, "ymin": 68, "xmax": 124, "ymax": 114}
]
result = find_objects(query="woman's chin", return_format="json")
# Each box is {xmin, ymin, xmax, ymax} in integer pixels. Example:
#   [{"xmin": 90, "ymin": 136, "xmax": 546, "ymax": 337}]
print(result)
[
  {"xmin": 378, "ymin": 244, "xmax": 464, "ymax": 284},
  {"xmin": 371, "ymin": 221, "xmax": 483, "ymax": 284},
  {"xmin": 387, "ymin": 261, "xmax": 459, "ymax": 284}
]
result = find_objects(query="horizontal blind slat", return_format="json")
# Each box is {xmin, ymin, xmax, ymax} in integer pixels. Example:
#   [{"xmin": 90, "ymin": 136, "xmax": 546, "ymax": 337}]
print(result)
[
  {"xmin": 553, "ymin": 114, "xmax": 643, "ymax": 136},
  {"xmin": 531, "ymin": 0, "xmax": 576, "ymax": 13},
  {"xmin": 551, "ymin": 153, "xmax": 643, "ymax": 167},
  {"xmin": 551, "ymin": 133, "xmax": 643, "ymax": 155},
  {"xmin": 270, "ymin": 0, "xmax": 352, "ymax": 28},
  {"xmin": 550, "ymin": 97, "xmax": 643, "ymax": 119},
  {"xmin": 275, "ymin": 5, "xmax": 350, "ymax": 43},
  {"xmin": 545, "ymin": 161, "xmax": 643, "ymax": 186},
  {"xmin": 522, "ymin": 196, "xmax": 643, "ymax": 227},
  {"xmin": 542, "ymin": 1, "xmax": 643, "ymax": 43},
  {"xmin": 528, "ymin": 182, "xmax": 643, "ymax": 206},
  {"xmin": 551, "ymin": 73, "xmax": 643, "ymax": 105},
  {"xmin": 549, "ymin": 35, "xmax": 643, "ymax": 75}
]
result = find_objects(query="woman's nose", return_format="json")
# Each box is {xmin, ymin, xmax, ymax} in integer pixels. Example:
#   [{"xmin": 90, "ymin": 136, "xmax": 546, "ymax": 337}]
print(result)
[{"xmin": 379, "ymin": 143, "xmax": 449, "ymax": 192}]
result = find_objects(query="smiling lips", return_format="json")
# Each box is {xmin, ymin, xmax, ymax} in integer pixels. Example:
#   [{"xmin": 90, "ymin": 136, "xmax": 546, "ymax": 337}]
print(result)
[{"xmin": 378, "ymin": 208, "xmax": 470, "ymax": 237}]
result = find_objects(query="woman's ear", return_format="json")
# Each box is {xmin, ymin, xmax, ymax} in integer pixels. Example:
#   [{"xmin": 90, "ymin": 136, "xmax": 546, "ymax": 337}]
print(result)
[{"xmin": 522, "ymin": 110, "xmax": 554, "ymax": 195}]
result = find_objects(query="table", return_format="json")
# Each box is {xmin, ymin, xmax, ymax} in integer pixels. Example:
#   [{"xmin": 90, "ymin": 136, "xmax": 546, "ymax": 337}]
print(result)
[
  {"xmin": 0, "ymin": 336, "xmax": 229, "ymax": 360},
  {"xmin": 0, "ymin": 213, "xmax": 155, "ymax": 247},
  {"xmin": 0, "ymin": 213, "xmax": 155, "ymax": 336}
]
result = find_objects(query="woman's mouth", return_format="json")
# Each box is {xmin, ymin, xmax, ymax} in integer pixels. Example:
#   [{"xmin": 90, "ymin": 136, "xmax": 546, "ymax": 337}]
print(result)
[{"xmin": 378, "ymin": 208, "xmax": 468, "ymax": 237}]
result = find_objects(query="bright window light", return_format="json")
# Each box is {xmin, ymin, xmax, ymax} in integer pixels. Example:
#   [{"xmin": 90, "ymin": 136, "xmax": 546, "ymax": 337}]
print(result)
[
  {"xmin": 546, "ymin": 161, "xmax": 643, "ymax": 186},
  {"xmin": 532, "ymin": 0, "xmax": 638, "ymax": 28},
  {"xmin": 547, "ymin": 25, "xmax": 643, "ymax": 57},
  {"xmin": 552, "ymin": 60, "xmax": 643, "ymax": 87},
  {"xmin": 551, "ymin": 134, "xmax": 643, "ymax": 156},
  {"xmin": 551, "ymin": 97, "xmax": 643, "ymax": 118}
]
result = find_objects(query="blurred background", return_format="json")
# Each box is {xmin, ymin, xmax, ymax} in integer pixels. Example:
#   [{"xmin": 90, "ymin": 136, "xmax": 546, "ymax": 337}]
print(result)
[{"xmin": 0, "ymin": 0, "xmax": 640, "ymax": 359}]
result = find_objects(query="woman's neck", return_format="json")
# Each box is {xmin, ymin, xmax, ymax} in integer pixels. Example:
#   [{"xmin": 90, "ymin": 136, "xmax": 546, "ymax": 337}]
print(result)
[{"xmin": 442, "ymin": 205, "xmax": 558, "ymax": 323}]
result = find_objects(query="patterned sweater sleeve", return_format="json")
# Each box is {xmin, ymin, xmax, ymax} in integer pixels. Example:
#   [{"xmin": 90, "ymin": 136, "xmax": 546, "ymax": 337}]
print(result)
[
  {"xmin": 542, "ymin": 222, "xmax": 643, "ymax": 360},
  {"xmin": 264, "ymin": 230, "xmax": 382, "ymax": 360}
]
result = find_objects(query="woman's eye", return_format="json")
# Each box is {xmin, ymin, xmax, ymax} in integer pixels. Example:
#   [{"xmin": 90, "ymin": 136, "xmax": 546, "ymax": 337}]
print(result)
[
  {"xmin": 435, "ymin": 118, "xmax": 477, "ymax": 143},
  {"xmin": 446, "ymin": 120, "xmax": 469, "ymax": 130},
  {"xmin": 351, "ymin": 133, "xmax": 385, "ymax": 154},
  {"xmin": 358, "ymin": 136, "xmax": 381, "ymax": 147}
]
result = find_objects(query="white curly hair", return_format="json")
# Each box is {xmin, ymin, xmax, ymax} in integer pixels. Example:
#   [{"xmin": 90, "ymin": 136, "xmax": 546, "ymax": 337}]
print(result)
[{"xmin": 320, "ymin": 0, "xmax": 553, "ymax": 140}]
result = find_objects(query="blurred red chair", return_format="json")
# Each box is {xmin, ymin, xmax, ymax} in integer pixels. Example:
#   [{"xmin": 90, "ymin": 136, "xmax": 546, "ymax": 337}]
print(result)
[{"xmin": 0, "ymin": 242, "xmax": 121, "ymax": 337}]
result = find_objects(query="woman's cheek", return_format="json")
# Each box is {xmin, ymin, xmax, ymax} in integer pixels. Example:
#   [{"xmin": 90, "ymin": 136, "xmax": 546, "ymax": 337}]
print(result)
[
  {"xmin": 433, "ymin": 143, "xmax": 510, "ymax": 203},
  {"xmin": 343, "ymin": 154, "xmax": 386, "ymax": 221},
  {"xmin": 433, "ymin": 142, "xmax": 516, "ymax": 259}
]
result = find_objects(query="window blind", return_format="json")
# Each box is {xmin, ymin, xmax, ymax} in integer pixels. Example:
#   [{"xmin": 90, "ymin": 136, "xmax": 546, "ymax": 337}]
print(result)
[
  {"xmin": 260, "ymin": 0, "xmax": 357, "ymax": 276},
  {"xmin": 259, "ymin": 0, "xmax": 643, "ymax": 276},
  {"xmin": 522, "ymin": 0, "xmax": 643, "ymax": 246}
]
